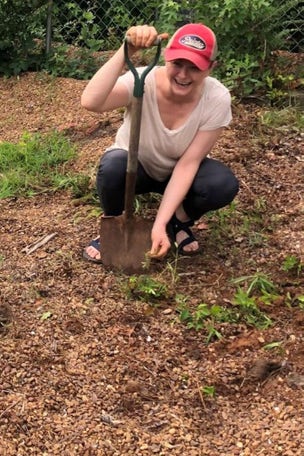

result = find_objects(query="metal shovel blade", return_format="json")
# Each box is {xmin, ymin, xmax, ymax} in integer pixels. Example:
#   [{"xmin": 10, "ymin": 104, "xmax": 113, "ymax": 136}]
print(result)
[{"xmin": 100, "ymin": 214, "xmax": 153, "ymax": 273}]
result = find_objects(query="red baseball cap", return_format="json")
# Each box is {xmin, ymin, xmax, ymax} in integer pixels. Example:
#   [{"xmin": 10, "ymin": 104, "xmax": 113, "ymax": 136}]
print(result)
[{"xmin": 164, "ymin": 23, "xmax": 218, "ymax": 71}]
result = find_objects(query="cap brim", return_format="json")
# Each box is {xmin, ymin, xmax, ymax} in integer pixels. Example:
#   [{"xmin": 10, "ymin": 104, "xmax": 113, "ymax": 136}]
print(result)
[{"xmin": 164, "ymin": 48, "xmax": 211, "ymax": 71}]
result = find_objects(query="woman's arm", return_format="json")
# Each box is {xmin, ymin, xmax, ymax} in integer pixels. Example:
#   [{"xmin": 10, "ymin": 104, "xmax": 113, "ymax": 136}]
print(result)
[
  {"xmin": 81, "ymin": 45, "xmax": 130, "ymax": 112},
  {"xmin": 81, "ymin": 25, "xmax": 161, "ymax": 113},
  {"xmin": 150, "ymin": 128, "xmax": 223, "ymax": 257}
]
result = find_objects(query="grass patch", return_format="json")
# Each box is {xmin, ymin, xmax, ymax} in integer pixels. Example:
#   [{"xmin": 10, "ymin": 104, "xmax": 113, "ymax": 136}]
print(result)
[
  {"xmin": 0, "ymin": 130, "xmax": 86, "ymax": 198},
  {"xmin": 259, "ymin": 106, "xmax": 304, "ymax": 131}
]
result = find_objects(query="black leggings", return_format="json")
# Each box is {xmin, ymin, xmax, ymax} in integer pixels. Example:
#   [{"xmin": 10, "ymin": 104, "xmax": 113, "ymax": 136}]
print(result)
[{"xmin": 97, "ymin": 148, "xmax": 239, "ymax": 220}]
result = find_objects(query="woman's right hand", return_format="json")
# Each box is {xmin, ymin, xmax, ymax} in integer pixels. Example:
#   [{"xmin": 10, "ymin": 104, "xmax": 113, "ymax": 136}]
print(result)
[
  {"xmin": 126, "ymin": 25, "xmax": 168, "ymax": 51},
  {"xmin": 149, "ymin": 222, "xmax": 171, "ymax": 259}
]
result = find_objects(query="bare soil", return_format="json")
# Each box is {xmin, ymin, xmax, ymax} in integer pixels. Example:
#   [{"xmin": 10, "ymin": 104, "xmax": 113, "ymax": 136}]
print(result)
[{"xmin": 0, "ymin": 72, "xmax": 304, "ymax": 456}]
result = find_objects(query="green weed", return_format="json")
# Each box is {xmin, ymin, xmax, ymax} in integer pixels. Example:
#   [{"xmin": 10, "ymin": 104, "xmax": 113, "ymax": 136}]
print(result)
[
  {"xmin": 124, "ymin": 275, "xmax": 169, "ymax": 304},
  {"xmin": 285, "ymin": 292, "xmax": 304, "ymax": 310},
  {"xmin": 231, "ymin": 272, "xmax": 277, "ymax": 296},
  {"xmin": 177, "ymin": 302, "xmax": 232, "ymax": 342},
  {"xmin": 231, "ymin": 287, "xmax": 273, "ymax": 330},
  {"xmin": 282, "ymin": 255, "xmax": 303, "ymax": 277},
  {"xmin": 201, "ymin": 385, "xmax": 216, "ymax": 398}
]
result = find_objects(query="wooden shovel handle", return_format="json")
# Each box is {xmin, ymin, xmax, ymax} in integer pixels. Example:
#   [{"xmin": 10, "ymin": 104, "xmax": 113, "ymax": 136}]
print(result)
[{"xmin": 123, "ymin": 39, "xmax": 163, "ymax": 219}]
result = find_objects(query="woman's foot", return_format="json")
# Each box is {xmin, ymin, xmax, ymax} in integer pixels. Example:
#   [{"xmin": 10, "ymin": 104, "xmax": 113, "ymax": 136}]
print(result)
[
  {"xmin": 169, "ymin": 215, "xmax": 200, "ymax": 255},
  {"xmin": 83, "ymin": 237, "xmax": 102, "ymax": 263}
]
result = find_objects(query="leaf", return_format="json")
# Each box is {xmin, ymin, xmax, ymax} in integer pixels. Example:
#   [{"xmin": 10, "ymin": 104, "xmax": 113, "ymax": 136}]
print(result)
[
  {"xmin": 40, "ymin": 311, "xmax": 53, "ymax": 321},
  {"xmin": 262, "ymin": 341, "xmax": 283, "ymax": 350}
]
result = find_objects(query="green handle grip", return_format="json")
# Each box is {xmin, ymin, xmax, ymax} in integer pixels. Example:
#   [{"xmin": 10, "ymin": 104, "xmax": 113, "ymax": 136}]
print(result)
[{"xmin": 123, "ymin": 38, "xmax": 162, "ymax": 97}]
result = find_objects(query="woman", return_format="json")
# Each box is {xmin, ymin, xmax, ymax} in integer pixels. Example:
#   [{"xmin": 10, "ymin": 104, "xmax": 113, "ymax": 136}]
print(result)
[{"xmin": 81, "ymin": 23, "xmax": 239, "ymax": 262}]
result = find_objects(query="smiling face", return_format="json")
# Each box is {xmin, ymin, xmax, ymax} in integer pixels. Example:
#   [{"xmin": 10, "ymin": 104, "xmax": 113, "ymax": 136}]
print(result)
[{"xmin": 165, "ymin": 58, "xmax": 210, "ymax": 99}]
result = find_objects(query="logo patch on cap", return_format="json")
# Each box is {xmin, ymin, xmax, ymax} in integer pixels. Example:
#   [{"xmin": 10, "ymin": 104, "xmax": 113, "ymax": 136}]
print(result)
[{"xmin": 179, "ymin": 34, "xmax": 206, "ymax": 51}]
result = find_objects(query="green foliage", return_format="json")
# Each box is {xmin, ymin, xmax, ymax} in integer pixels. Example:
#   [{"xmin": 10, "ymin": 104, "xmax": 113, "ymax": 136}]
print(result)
[
  {"xmin": 262, "ymin": 341, "xmax": 283, "ymax": 350},
  {"xmin": 0, "ymin": 0, "xmax": 300, "ymax": 98},
  {"xmin": 155, "ymin": 0, "xmax": 183, "ymax": 35},
  {"xmin": 230, "ymin": 272, "xmax": 278, "ymax": 329},
  {"xmin": 0, "ymin": 0, "xmax": 47, "ymax": 75},
  {"xmin": 260, "ymin": 107, "xmax": 304, "ymax": 131},
  {"xmin": 218, "ymin": 54, "xmax": 264, "ymax": 97},
  {"xmin": 201, "ymin": 385, "xmax": 216, "ymax": 398},
  {"xmin": 231, "ymin": 287, "xmax": 273, "ymax": 329},
  {"xmin": 231, "ymin": 272, "xmax": 277, "ymax": 296},
  {"xmin": 178, "ymin": 272, "xmax": 277, "ymax": 339},
  {"xmin": 187, "ymin": 0, "xmax": 300, "ymax": 98},
  {"xmin": 285, "ymin": 292, "xmax": 304, "ymax": 309},
  {"xmin": 124, "ymin": 275, "xmax": 169, "ymax": 303},
  {"xmin": 0, "ymin": 131, "xmax": 80, "ymax": 198},
  {"xmin": 51, "ymin": 1, "xmax": 105, "ymax": 50},
  {"xmin": 44, "ymin": 46, "xmax": 107, "ymax": 79},
  {"xmin": 282, "ymin": 255, "xmax": 303, "ymax": 277},
  {"xmin": 177, "ymin": 302, "xmax": 231, "ymax": 342}
]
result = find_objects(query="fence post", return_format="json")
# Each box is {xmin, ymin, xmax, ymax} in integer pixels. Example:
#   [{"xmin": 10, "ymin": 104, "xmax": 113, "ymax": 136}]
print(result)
[{"xmin": 46, "ymin": 0, "xmax": 53, "ymax": 54}]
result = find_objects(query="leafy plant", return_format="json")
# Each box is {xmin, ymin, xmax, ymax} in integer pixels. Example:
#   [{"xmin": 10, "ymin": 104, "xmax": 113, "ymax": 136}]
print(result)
[
  {"xmin": 231, "ymin": 272, "xmax": 277, "ymax": 296},
  {"xmin": 231, "ymin": 288, "xmax": 273, "ymax": 329},
  {"xmin": 177, "ymin": 302, "xmax": 232, "ymax": 341},
  {"xmin": 125, "ymin": 275, "xmax": 169, "ymax": 303},
  {"xmin": 45, "ymin": 45, "xmax": 106, "ymax": 80},
  {"xmin": 296, "ymin": 295, "xmax": 304, "ymax": 309},
  {"xmin": 0, "ymin": 0, "xmax": 47, "ymax": 75}
]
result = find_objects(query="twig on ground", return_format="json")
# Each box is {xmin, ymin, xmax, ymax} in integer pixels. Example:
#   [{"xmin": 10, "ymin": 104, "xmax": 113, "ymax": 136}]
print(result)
[
  {"xmin": 22, "ymin": 233, "xmax": 57, "ymax": 254},
  {"xmin": 195, "ymin": 379, "xmax": 208, "ymax": 412},
  {"xmin": 0, "ymin": 398, "xmax": 22, "ymax": 419}
]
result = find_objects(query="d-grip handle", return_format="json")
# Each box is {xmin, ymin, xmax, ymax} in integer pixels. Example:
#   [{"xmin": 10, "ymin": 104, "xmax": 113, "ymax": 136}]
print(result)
[{"xmin": 123, "ymin": 38, "xmax": 162, "ymax": 97}]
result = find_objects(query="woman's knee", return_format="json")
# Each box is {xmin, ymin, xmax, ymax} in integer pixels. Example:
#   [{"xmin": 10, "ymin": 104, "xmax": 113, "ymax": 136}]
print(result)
[
  {"xmin": 207, "ymin": 171, "xmax": 239, "ymax": 207},
  {"xmin": 98, "ymin": 149, "xmax": 127, "ymax": 187},
  {"xmin": 185, "ymin": 168, "xmax": 239, "ymax": 218},
  {"xmin": 222, "ymin": 172, "xmax": 239, "ymax": 202}
]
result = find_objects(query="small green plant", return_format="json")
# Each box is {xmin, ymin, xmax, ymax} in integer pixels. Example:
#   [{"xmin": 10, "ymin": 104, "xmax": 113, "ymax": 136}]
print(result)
[
  {"xmin": 286, "ymin": 293, "xmax": 304, "ymax": 310},
  {"xmin": 282, "ymin": 255, "xmax": 303, "ymax": 277},
  {"xmin": 297, "ymin": 296, "xmax": 304, "ymax": 309},
  {"xmin": 231, "ymin": 287, "xmax": 273, "ymax": 329},
  {"xmin": 177, "ymin": 302, "xmax": 232, "ymax": 342},
  {"xmin": 125, "ymin": 275, "xmax": 169, "ymax": 304},
  {"xmin": 231, "ymin": 272, "xmax": 277, "ymax": 296},
  {"xmin": 220, "ymin": 54, "xmax": 263, "ymax": 97},
  {"xmin": 201, "ymin": 385, "xmax": 216, "ymax": 398},
  {"xmin": 0, "ymin": 131, "xmax": 84, "ymax": 198}
]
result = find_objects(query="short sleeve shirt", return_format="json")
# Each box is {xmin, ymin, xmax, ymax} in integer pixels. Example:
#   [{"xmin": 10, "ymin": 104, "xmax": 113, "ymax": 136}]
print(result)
[{"xmin": 107, "ymin": 67, "xmax": 232, "ymax": 181}]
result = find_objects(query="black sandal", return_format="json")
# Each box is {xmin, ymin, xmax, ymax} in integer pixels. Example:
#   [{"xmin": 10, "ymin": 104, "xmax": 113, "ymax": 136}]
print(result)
[
  {"xmin": 83, "ymin": 238, "xmax": 103, "ymax": 264},
  {"xmin": 167, "ymin": 214, "xmax": 200, "ymax": 255}
]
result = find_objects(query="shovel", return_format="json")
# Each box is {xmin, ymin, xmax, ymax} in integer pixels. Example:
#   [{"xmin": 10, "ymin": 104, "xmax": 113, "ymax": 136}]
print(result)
[{"xmin": 100, "ymin": 38, "xmax": 163, "ymax": 274}]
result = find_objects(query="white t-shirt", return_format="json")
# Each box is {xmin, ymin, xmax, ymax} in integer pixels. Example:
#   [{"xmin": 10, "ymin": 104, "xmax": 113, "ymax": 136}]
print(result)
[{"xmin": 107, "ymin": 67, "xmax": 232, "ymax": 181}]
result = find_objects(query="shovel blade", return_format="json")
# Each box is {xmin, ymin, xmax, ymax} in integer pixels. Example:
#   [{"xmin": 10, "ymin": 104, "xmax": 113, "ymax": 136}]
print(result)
[{"xmin": 100, "ymin": 215, "xmax": 153, "ymax": 273}]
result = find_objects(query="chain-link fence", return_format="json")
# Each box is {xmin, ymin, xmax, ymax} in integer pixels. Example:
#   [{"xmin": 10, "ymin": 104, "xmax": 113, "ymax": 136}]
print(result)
[
  {"xmin": 45, "ymin": 0, "xmax": 303, "ymax": 54},
  {"xmin": 0, "ymin": 0, "xmax": 302, "ymax": 92}
]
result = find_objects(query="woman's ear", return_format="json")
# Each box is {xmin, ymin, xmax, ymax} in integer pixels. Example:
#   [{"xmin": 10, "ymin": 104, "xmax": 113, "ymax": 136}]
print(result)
[{"xmin": 209, "ymin": 61, "xmax": 218, "ymax": 70}]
